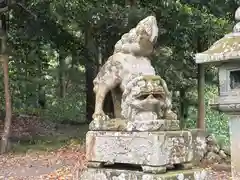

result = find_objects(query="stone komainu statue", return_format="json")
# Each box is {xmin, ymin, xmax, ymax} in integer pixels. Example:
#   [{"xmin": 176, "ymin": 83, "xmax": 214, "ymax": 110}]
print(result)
[{"xmin": 92, "ymin": 16, "xmax": 177, "ymax": 121}]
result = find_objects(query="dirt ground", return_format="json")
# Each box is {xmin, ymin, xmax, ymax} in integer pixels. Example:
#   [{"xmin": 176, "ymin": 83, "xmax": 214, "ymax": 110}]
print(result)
[
  {"xmin": 0, "ymin": 116, "xmax": 232, "ymax": 179},
  {"xmin": 0, "ymin": 153, "xmax": 232, "ymax": 179}
]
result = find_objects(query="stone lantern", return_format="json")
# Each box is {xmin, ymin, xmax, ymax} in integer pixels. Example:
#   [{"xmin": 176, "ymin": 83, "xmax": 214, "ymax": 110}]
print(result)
[{"xmin": 195, "ymin": 7, "xmax": 240, "ymax": 179}]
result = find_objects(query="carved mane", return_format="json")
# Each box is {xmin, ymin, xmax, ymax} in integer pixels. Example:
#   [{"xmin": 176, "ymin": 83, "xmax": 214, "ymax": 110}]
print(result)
[{"xmin": 113, "ymin": 16, "xmax": 158, "ymax": 55}]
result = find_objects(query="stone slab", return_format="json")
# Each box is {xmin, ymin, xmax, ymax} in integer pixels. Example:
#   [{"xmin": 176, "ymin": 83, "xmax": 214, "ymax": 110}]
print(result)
[
  {"xmin": 80, "ymin": 168, "xmax": 209, "ymax": 180},
  {"xmin": 86, "ymin": 131, "xmax": 193, "ymax": 166},
  {"xmin": 89, "ymin": 119, "xmax": 180, "ymax": 131}
]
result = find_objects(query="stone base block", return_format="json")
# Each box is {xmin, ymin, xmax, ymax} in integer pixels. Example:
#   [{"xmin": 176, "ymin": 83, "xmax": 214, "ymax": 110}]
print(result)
[
  {"xmin": 86, "ymin": 131, "xmax": 193, "ymax": 166},
  {"xmin": 80, "ymin": 168, "xmax": 209, "ymax": 180},
  {"xmin": 189, "ymin": 129, "xmax": 207, "ymax": 166},
  {"xmin": 89, "ymin": 119, "xmax": 180, "ymax": 131}
]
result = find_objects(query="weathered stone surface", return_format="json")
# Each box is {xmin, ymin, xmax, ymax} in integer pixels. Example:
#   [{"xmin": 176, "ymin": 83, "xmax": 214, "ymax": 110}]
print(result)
[
  {"xmin": 174, "ymin": 162, "xmax": 193, "ymax": 170},
  {"xmin": 80, "ymin": 168, "xmax": 209, "ymax": 180},
  {"xmin": 86, "ymin": 131, "xmax": 193, "ymax": 167},
  {"xmin": 92, "ymin": 15, "xmax": 177, "ymax": 122},
  {"xmin": 190, "ymin": 129, "xmax": 207, "ymax": 166},
  {"xmin": 195, "ymin": 7, "xmax": 240, "ymax": 64},
  {"xmin": 195, "ymin": 33, "xmax": 240, "ymax": 64},
  {"xmin": 229, "ymin": 116, "xmax": 240, "ymax": 179},
  {"xmin": 89, "ymin": 118, "xmax": 180, "ymax": 131}
]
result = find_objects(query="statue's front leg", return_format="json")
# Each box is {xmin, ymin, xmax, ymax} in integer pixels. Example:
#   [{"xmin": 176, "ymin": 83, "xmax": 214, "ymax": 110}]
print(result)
[
  {"xmin": 92, "ymin": 84, "xmax": 110, "ymax": 121},
  {"xmin": 164, "ymin": 110, "xmax": 177, "ymax": 120},
  {"xmin": 154, "ymin": 103, "xmax": 164, "ymax": 119},
  {"xmin": 162, "ymin": 97, "xmax": 177, "ymax": 120}
]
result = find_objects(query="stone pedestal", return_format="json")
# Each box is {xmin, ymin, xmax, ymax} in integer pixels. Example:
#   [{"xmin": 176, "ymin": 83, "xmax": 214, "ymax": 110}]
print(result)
[
  {"xmin": 188, "ymin": 129, "xmax": 207, "ymax": 166},
  {"xmin": 80, "ymin": 168, "xmax": 209, "ymax": 180},
  {"xmin": 80, "ymin": 119, "xmax": 208, "ymax": 179},
  {"xmin": 229, "ymin": 116, "xmax": 240, "ymax": 179},
  {"xmin": 86, "ymin": 131, "xmax": 193, "ymax": 169}
]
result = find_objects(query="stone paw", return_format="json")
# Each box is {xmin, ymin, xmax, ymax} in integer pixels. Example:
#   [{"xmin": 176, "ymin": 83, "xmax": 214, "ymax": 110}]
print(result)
[
  {"xmin": 92, "ymin": 111, "xmax": 110, "ymax": 121},
  {"xmin": 87, "ymin": 161, "xmax": 104, "ymax": 168},
  {"xmin": 142, "ymin": 165, "xmax": 166, "ymax": 174}
]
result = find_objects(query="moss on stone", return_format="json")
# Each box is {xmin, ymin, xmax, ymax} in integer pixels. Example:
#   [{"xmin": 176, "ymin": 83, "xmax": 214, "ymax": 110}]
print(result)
[
  {"xmin": 202, "ymin": 35, "xmax": 240, "ymax": 54},
  {"xmin": 142, "ymin": 75, "xmax": 162, "ymax": 81},
  {"xmin": 89, "ymin": 119, "xmax": 180, "ymax": 131},
  {"xmin": 89, "ymin": 118, "xmax": 128, "ymax": 131}
]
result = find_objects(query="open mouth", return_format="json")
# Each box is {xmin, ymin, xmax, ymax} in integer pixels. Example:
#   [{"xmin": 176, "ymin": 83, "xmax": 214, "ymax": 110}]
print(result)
[{"xmin": 136, "ymin": 92, "xmax": 164, "ymax": 100}]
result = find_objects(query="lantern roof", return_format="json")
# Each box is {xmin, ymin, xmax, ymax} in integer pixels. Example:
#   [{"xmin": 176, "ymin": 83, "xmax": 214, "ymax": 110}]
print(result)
[{"xmin": 195, "ymin": 7, "xmax": 240, "ymax": 64}]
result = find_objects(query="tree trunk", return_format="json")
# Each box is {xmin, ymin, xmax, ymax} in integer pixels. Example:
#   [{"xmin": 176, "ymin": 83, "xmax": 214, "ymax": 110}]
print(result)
[
  {"xmin": 196, "ymin": 36, "xmax": 205, "ymax": 130},
  {"xmin": 0, "ymin": 13, "xmax": 12, "ymax": 154},
  {"xmin": 58, "ymin": 54, "xmax": 65, "ymax": 98},
  {"xmin": 197, "ymin": 64, "xmax": 205, "ymax": 129},
  {"xmin": 36, "ymin": 51, "xmax": 46, "ymax": 109},
  {"xmin": 38, "ymin": 86, "xmax": 46, "ymax": 109},
  {"xmin": 179, "ymin": 89, "xmax": 185, "ymax": 129},
  {"xmin": 23, "ymin": 50, "xmax": 28, "ymax": 110},
  {"xmin": 179, "ymin": 89, "xmax": 189, "ymax": 129},
  {"xmin": 85, "ymin": 26, "xmax": 97, "ymax": 123},
  {"xmin": 85, "ymin": 60, "xmax": 96, "ymax": 123}
]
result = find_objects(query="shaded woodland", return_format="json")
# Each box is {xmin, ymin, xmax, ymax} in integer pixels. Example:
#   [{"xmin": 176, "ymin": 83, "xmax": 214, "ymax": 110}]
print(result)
[{"xmin": 0, "ymin": 0, "xmax": 236, "ymax": 152}]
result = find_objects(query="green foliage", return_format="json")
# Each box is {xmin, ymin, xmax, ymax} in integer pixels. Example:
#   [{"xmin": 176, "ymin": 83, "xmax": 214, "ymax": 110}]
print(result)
[
  {"xmin": 0, "ymin": 0, "xmax": 234, "ymax": 142},
  {"xmin": 42, "ymin": 92, "xmax": 86, "ymax": 124},
  {"xmin": 151, "ymin": 1, "xmax": 231, "ymax": 91},
  {"xmin": 186, "ymin": 85, "xmax": 230, "ymax": 144}
]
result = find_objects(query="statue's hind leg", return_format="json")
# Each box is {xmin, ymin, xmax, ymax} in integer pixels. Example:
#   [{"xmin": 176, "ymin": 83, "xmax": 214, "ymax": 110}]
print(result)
[
  {"xmin": 92, "ymin": 84, "xmax": 110, "ymax": 121},
  {"xmin": 92, "ymin": 59, "xmax": 122, "ymax": 121}
]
